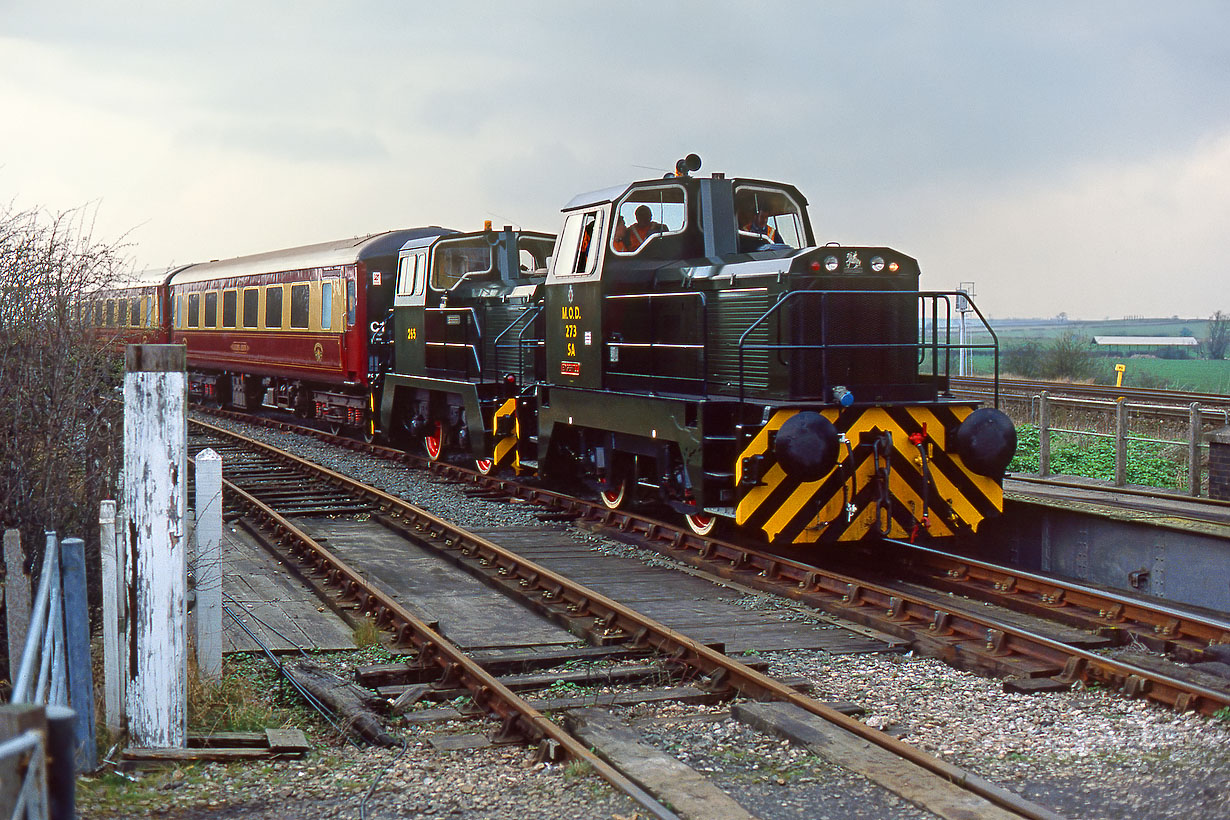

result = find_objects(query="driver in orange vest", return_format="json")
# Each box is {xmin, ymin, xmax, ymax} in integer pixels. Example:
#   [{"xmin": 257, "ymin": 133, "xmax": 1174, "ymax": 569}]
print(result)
[
  {"xmin": 741, "ymin": 207, "xmax": 780, "ymax": 244},
  {"xmin": 613, "ymin": 205, "xmax": 667, "ymax": 252}
]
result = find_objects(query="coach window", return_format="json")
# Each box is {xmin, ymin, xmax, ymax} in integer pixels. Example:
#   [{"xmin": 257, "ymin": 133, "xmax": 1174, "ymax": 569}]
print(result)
[
  {"xmin": 290, "ymin": 283, "xmax": 310, "ymax": 329},
  {"xmin": 187, "ymin": 293, "xmax": 200, "ymax": 328},
  {"xmin": 321, "ymin": 281, "xmax": 333, "ymax": 330},
  {"xmin": 204, "ymin": 292, "xmax": 219, "ymax": 328},
  {"xmin": 242, "ymin": 288, "xmax": 259, "ymax": 328},
  {"xmin": 105, "ymin": 300, "xmax": 115, "ymax": 327},
  {"xmin": 119, "ymin": 300, "xmax": 129, "ymax": 327},
  {"xmin": 222, "ymin": 290, "xmax": 237, "ymax": 327},
  {"xmin": 147, "ymin": 297, "xmax": 157, "ymax": 327},
  {"xmin": 610, "ymin": 185, "xmax": 686, "ymax": 256},
  {"xmin": 266, "ymin": 286, "xmax": 284, "ymax": 329},
  {"xmin": 346, "ymin": 278, "xmax": 356, "ymax": 327}
]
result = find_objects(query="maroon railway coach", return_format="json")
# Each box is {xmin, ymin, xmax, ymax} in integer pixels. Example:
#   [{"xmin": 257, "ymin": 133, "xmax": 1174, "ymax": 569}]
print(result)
[{"xmin": 94, "ymin": 228, "xmax": 453, "ymax": 436}]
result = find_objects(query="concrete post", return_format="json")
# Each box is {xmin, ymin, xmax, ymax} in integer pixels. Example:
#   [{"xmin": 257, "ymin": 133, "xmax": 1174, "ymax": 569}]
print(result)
[
  {"xmin": 99, "ymin": 500, "xmax": 125, "ymax": 734},
  {"xmin": 3, "ymin": 530, "xmax": 30, "ymax": 686},
  {"xmin": 123, "ymin": 344, "xmax": 188, "ymax": 748},
  {"xmin": 193, "ymin": 449, "xmax": 223, "ymax": 680}
]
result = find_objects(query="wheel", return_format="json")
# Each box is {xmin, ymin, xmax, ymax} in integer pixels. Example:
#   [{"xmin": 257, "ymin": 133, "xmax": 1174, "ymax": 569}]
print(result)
[
  {"xmin": 684, "ymin": 513, "xmax": 716, "ymax": 536},
  {"xmin": 476, "ymin": 457, "xmax": 495, "ymax": 475},
  {"xmin": 424, "ymin": 421, "xmax": 444, "ymax": 461},
  {"xmin": 599, "ymin": 478, "xmax": 627, "ymax": 510}
]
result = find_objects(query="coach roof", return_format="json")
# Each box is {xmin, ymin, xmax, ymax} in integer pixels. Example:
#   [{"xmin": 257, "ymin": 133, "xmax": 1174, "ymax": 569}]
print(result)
[{"xmin": 169, "ymin": 228, "xmax": 451, "ymax": 285}]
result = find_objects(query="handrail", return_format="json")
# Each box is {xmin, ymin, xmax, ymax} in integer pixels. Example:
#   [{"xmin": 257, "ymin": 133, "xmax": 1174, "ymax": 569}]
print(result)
[
  {"xmin": 734, "ymin": 289, "xmax": 1001, "ymax": 406},
  {"xmin": 493, "ymin": 303, "xmax": 543, "ymax": 383},
  {"xmin": 604, "ymin": 290, "xmax": 708, "ymax": 392}
]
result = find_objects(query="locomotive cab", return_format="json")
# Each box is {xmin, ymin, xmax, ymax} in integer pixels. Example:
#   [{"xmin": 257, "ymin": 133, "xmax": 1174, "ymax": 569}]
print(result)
[{"xmin": 380, "ymin": 225, "xmax": 555, "ymax": 467}]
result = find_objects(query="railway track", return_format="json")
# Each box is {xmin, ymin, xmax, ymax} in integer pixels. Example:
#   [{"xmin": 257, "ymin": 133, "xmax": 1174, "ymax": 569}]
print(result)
[
  {"xmin": 196, "ymin": 406, "xmax": 1230, "ymax": 719},
  {"xmin": 191, "ymin": 418, "xmax": 1068, "ymax": 819}
]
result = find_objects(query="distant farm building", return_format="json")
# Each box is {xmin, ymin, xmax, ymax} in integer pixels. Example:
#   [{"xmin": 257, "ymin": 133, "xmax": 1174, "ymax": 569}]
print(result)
[{"xmin": 1093, "ymin": 336, "xmax": 1199, "ymax": 357}]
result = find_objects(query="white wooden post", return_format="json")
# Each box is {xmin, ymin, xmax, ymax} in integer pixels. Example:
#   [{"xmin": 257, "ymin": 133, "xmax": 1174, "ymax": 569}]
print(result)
[
  {"xmin": 3, "ymin": 530, "xmax": 30, "ymax": 686},
  {"xmin": 123, "ymin": 344, "xmax": 187, "ymax": 748},
  {"xmin": 193, "ymin": 449, "xmax": 223, "ymax": 680},
  {"xmin": 99, "ymin": 501, "xmax": 125, "ymax": 734}
]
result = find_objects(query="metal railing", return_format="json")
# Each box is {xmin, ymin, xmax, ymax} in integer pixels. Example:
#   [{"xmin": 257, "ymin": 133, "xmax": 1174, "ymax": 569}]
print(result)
[
  {"xmin": 1025, "ymin": 391, "xmax": 1219, "ymax": 496},
  {"xmin": 3, "ymin": 530, "xmax": 95, "ymax": 820}
]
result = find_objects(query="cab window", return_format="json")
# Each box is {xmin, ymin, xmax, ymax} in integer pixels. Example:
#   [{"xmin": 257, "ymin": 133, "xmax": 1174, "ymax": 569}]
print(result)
[
  {"xmin": 397, "ymin": 251, "xmax": 428, "ymax": 296},
  {"xmin": 554, "ymin": 210, "xmax": 603, "ymax": 276},
  {"xmin": 733, "ymin": 185, "xmax": 805, "ymax": 248},
  {"xmin": 518, "ymin": 236, "xmax": 554, "ymax": 273},
  {"xmin": 610, "ymin": 185, "xmax": 686, "ymax": 255},
  {"xmin": 430, "ymin": 240, "xmax": 492, "ymax": 291}
]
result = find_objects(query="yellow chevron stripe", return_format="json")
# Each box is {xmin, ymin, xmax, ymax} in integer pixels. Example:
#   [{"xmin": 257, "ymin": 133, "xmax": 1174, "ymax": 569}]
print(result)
[
  {"xmin": 492, "ymin": 398, "xmax": 519, "ymax": 471},
  {"xmin": 735, "ymin": 404, "xmax": 1002, "ymax": 543}
]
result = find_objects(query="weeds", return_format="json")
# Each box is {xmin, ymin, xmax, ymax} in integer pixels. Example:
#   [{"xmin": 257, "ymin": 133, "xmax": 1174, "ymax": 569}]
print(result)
[{"xmin": 351, "ymin": 618, "xmax": 384, "ymax": 649}]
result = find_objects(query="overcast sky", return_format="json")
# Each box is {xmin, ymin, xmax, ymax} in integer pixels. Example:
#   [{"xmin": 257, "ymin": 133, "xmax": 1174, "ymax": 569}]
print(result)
[{"xmin": 3, "ymin": 1, "xmax": 1227, "ymax": 319}]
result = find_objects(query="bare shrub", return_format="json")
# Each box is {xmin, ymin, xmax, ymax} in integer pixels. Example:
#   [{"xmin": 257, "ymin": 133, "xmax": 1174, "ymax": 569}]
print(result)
[
  {"xmin": 1042, "ymin": 330, "xmax": 1096, "ymax": 381},
  {"xmin": 0, "ymin": 202, "xmax": 130, "ymax": 600},
  {"xmin": 1206, "ymin": 310, "xmax": 1229, "ymax": 360}
]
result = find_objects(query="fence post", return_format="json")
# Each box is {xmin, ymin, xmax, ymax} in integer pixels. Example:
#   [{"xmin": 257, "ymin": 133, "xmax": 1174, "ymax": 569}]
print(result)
[
  {"xmin": 59, "ymin": 537, "xmax": 97, "ymax": 771},
  {"xmin": 44, "ymin": 705, "xmax": 76, "ymax": 820},
  {"xmin": 1114, "ymin": 398, "xmax": 1128, "ymax": 487},
  {"xmin": 1038, "ymin": 392, "xmax": 1051, "ymax": 476},
  {"xmin": 194, "ymin": 449, "xmax": 223, "ymax": 680},
  {"xmin": 99, "ymin": 500, "xmax": 125, "ymax": 734},
  {"xmin": 3, "ymin": 530, "xmax": 30, "ymax": 686},
  {"xmin": 124, "ymin": 344, "xmax": 188, "ymax": 748},
  {"xmin": 1189, "ymin": 403, "xmax": 1202, "ymax": 497}
]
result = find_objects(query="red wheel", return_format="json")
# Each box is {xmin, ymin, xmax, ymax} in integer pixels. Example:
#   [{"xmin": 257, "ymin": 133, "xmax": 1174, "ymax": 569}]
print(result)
[
  {"xmin": 476, "ymin": 457, "xmax": 494, "ymax": 475},
  {"xmin": 424, "ymin": 422, "xmax": 444, "ymax": 461},
  {"xmin": 685, "ymin": 513, "xmax": 716, "ymax": 536},
  {"xmin": 599, "ymin": 479, "xmax": 626, "ymax": 510}
]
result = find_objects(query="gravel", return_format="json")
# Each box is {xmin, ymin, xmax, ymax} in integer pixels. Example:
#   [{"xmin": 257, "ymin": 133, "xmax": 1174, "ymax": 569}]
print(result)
[{"xmin": 84, "ymin": 413, "xmax": 1230, "ymax": 820}]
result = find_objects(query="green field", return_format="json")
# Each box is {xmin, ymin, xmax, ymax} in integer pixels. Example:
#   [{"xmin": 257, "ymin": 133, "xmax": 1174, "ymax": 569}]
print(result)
[{"xmin": 948, "ymin": 317, "xmax": 1230, "ymax": 394}]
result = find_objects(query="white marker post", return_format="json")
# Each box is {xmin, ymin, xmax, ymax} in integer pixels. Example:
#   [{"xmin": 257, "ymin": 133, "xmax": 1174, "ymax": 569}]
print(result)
[
  {"xmin": 99, "ymin": 500, "xmax": 125, "ymax": 733},
  {"xmin": 193, "ymin": 449, "xmax": 223, "ymax": 680},
  {"xmin": 123, "ymin": 344, "xmax": 187, "ymax": 748}
]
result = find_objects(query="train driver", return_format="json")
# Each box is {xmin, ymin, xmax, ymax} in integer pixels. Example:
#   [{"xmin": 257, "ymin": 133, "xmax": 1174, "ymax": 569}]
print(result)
[
  {"xmin": 740, "ymin": 207, "xmax": 781, "ymax": 244},
  {"xmin": 613, "ymin": 205, "xmax": 667, "ymax": 253}
]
